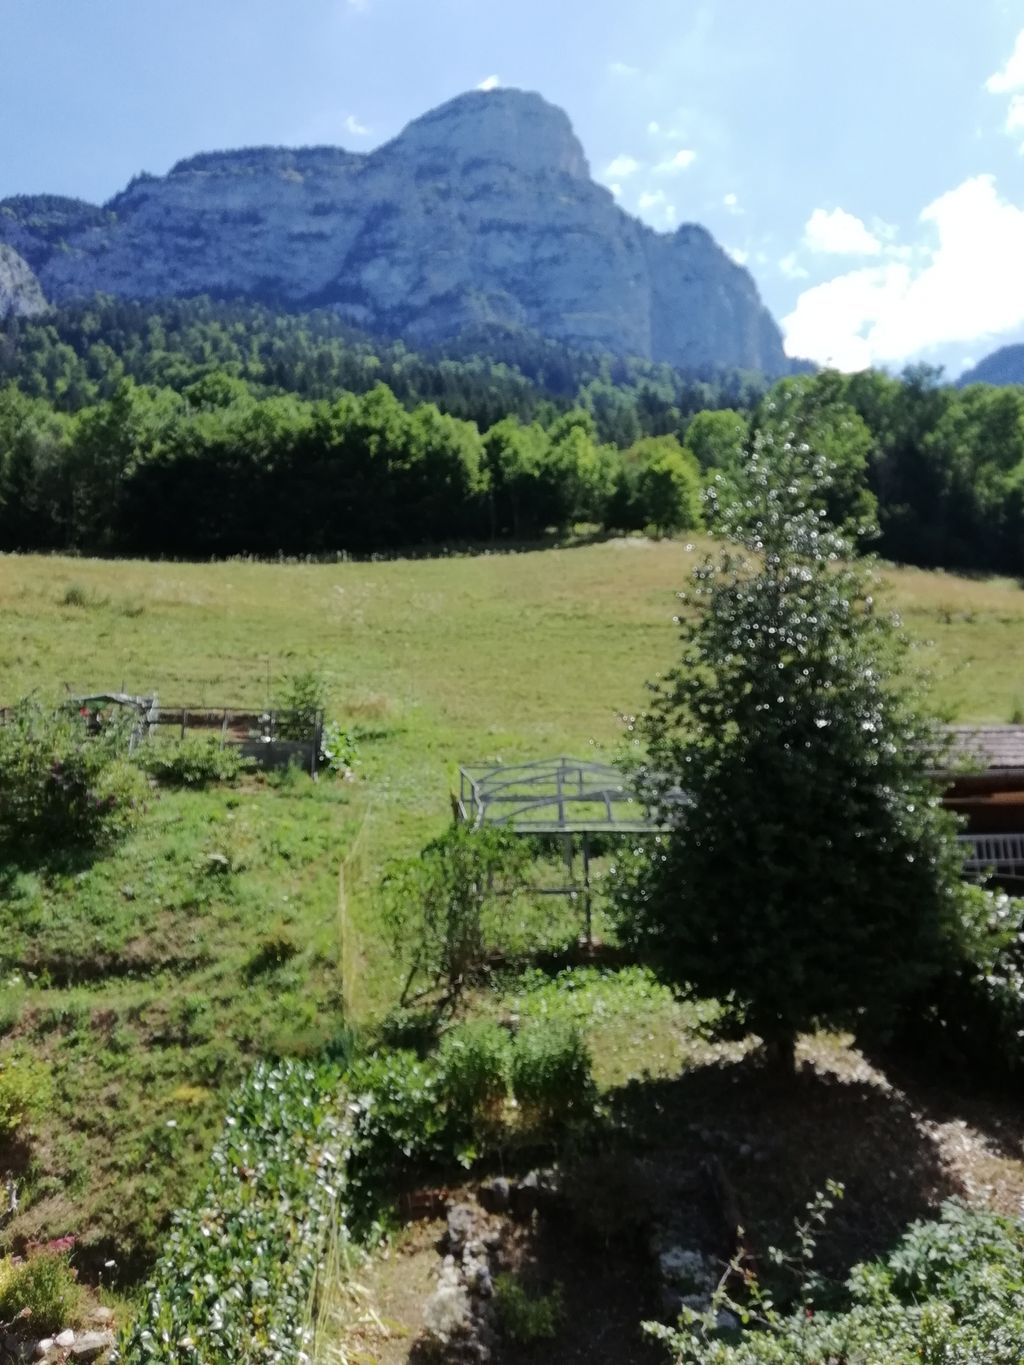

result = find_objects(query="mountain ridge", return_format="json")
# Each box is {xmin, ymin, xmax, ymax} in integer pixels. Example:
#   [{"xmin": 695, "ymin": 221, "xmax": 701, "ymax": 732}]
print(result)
[
  {"xmin": 959, "ymin": 344, "xmax": 1024, "ymax": 387},
  {"xmin": 0, "ymin": 88, "xmax": 792, "ymax": 375}
]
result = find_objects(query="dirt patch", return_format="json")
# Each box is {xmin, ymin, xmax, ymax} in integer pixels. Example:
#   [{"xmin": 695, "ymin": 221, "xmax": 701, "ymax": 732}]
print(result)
[{"xmin": 316, "ymin": 1215, "xmax": 442, "ymax": 1362}]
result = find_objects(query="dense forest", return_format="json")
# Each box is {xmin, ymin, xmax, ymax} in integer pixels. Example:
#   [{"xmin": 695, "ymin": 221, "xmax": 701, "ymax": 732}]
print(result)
[{"xmin": 0, "ymin": 296, "xmax": 1021, "ymax": 570}]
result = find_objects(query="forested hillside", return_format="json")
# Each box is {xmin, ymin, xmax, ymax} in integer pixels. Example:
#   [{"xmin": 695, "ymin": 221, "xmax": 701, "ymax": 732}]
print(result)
[{"xmin": 0, "ymin": 296, "xmax": 1022, "ymax": 573}]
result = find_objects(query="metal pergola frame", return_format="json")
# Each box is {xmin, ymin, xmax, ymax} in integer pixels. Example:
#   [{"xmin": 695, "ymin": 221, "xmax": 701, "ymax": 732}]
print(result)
[
  {"xmin": 455, "ymin": 756, "xmax": 665, "ymax": 945},
  {"xmin": 457, "ymin": 756, "xmax": 656, "ymax": 834}
]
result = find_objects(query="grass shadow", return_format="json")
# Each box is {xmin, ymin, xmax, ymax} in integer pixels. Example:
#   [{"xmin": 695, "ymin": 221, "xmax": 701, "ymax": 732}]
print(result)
[{"xmin": 0, "ymin": 839, "xmax": 107, "ymax": 881}]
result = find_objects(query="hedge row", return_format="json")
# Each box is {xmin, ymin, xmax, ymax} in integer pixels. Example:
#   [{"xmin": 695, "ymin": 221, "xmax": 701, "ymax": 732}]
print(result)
[{"xmin": 116, "ymin": 1061, "xmax": 347, "ymax": 1364}]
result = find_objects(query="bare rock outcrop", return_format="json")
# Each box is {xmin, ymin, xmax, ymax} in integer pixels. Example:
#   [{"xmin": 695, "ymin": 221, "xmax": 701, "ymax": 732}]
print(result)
[
  {"xmin": 0, "ymin": 245, "xmax": 47, "ymax": 320},
  {"xmin": 0, "ymin": 89, "xmax": 789, "ymax": 375}
]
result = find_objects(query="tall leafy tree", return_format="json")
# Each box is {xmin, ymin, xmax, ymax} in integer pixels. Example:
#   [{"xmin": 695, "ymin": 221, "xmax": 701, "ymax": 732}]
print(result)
[
  {"xmin": 683, "ymin": 407, "xmax": 748, "ymax": 471},
  {"xmin": 614, "ymin": 432, "xmax": 965, "ymax": 1071},
  {"xmin": 749, "ymin": 373, "xmax": 877, "ymax": 536}
]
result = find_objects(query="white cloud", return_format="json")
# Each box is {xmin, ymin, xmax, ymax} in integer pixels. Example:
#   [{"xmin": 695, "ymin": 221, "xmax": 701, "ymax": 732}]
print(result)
[
  {"xmin": 723, "ymin": 192, "xmax": 739, "ymax": 209},
  {"xmin": 636, "ymin": 189, "xmax": 677, "ymax": 227},
  {"xmin": 654, "ymin": 148, "xmax": 697, "ymax": 175},
  {"xmin": 609, "ymin": 61, "xmax": 639, "ymax": 77},
  {"xmin": 803, "ymin": 207, "xmax": 882, "ymax": 256},
  {"xmin": 344, "ymin": 114, "xmax": 370, "ymax": 137},
  {"xmin": 986, "ymin": 32, "xmax": 1024, "ymax": 149},
  {"xmin": 986, "ymin": 30, "xmax": 1024, "ymax": 93},
  {"xmin": 779, "ymin": 252, "xmax": 809, "ymax": 280},
  {"xmin": 609, "ymin": 183, "xmax": 622, "ymax": 199},
  {"xmin": 477, "ymin": 74, "xmax": 500, "ymax": 92},
  {"xmin": 648, "ymin": 122, "xmax": 685, "ymax": 140},
  {"xmin": 728, "ymin": 247, "xmax": 749, "ymax": 265},
  {"xmin": 605, "ymin": 154, "xmax": 641, "ymax": 179},
  {"xmin": 783, "ymin": 174, "xmax": 1024, "ymax": 369}
]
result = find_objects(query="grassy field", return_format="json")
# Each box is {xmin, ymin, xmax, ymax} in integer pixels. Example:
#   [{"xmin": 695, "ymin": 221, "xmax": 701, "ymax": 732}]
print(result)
[{"xmin": 0, "ymin": 539, "xmax": 1022, "ymax": 1282}]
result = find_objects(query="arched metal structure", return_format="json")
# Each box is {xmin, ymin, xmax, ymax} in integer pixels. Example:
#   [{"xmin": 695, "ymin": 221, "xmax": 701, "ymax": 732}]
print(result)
[
  {"xmin": 455, "ymin": 756, "xmax": 666, "ymax": 946},
  {"xmin": 456, "ymin": 756, "xmax": 657, "ymax": 835}
]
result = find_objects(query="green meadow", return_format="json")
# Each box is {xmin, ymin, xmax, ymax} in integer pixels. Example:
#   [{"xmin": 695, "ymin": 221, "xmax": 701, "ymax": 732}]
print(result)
[{"xmin": 0, "ymin": 539, "xmax": 1022, "ymax": 1274}]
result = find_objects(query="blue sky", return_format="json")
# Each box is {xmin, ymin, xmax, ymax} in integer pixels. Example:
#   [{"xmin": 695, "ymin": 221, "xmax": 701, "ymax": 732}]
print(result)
[{"xmin": 2, "ymin": 0, "xmax": 1024, "ymax": 375}]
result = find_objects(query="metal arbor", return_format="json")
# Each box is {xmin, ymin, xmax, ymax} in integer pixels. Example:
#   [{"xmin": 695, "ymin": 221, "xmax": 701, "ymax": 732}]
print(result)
[
  {"xmin": 455, "ymin": 756, "xmax": 662, "ymax": 944},
  {"xmin": 456, "ymin": 756, "xmax": 654, "ymax": 834}
]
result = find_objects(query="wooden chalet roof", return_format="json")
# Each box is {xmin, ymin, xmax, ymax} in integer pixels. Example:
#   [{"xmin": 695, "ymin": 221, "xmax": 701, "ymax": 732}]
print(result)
[{"xmin": 942, "ymin": 725, "xmax": 1024, "ymax": 773}]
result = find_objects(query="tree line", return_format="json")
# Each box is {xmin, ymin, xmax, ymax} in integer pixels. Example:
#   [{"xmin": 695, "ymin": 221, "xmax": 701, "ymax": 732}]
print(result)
[
  {"xmin": 0, "ymin": 376, "xmax": 703, "ymax": 556},
  {"xmin": 0, "ymin": 297, "xmax": 1022, "ymax": 570}
]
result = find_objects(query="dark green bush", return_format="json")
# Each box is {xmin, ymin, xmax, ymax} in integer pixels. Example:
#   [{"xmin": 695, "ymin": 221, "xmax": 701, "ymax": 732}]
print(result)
[
  {"xmin": 0, "ymin": 700, "xmax": 144, "ymax": 857},
  {"xmin": 137, "ymin": 734, "xmax": 250, "ymax": 787},
  {"xmin": 345, "ymin": 1050, "xmax": 448, "ymax": 1231},
  {"xmin": 614, "ymin": 434, "xmax": 965, "ymax": 1071},
  {"xmin": 885, "ymin": 889, "xmax": 1024, "ymax": 1081},
  {"xmin": 509, "ymin": 1020, "xmax": 596, "ymax": 1129}
]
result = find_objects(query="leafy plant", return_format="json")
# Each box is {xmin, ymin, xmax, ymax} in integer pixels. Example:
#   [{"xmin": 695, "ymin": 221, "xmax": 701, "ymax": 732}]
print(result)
[
  {"xmin": 889, "ymin": 888, "xmax": 1024, "ymax": 1080},
  {"xmin": 437, "ymin": 1019, "xmax": 510, "ymax": 1137},
  {"xmin": 273, "ymin": 672, "xmax": 357, "ymax": 774},
  {"xmin": 379, "ymin": 825, "xmax": 531, "ymax": 1001},
  {"xmin": 137, "ymin": 734, "xmax": 249, "ymax": 788},
  {"xmin": 0, "ymin": 700, "xmax": 145, "ymax": 858},
  {"xmin": 319, "ymin": 720, "xmax": 357, "ymax": 776},
  {"xmin": 0, "ymin": 1055, "xmax": 52, "ymax": 1138},
  {"xmin": 509, "ymin": 1020, "xmax": 596, "ymax": 1130},
  {"xmin": 274, "ymin": 669, "xmax": 326, "ymax": 742},
  {"xmin": 647, "ymin": 1199, "xmax": 1024, "ymax": 1365},
  {"xmin": 344, "ymin": 1049, "xmax": 448, "ymax": 1232},
  {"xmin": 0, "ymin": 1249, "xmax": 84, "ymax": 1335},
  {"xmin": 494, "ymin": 1275, "xmax": 564, "ymax": 1343}
]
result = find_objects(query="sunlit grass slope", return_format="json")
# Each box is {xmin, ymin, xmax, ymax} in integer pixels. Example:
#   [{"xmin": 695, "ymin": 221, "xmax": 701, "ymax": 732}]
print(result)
[{"xmin": 0, "ymin": 540, "xmax": 1020, "ymax": 1268}]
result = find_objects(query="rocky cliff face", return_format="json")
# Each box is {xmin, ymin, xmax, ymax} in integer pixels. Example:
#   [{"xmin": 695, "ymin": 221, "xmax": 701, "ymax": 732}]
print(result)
[
  {"xmin": 959, "ymin": 345, "xmax": 1024, "ymax": 387},
  {"xmin": 0, "ymin": 90, "xmax": 789, "ymax": 374},
  {"xmin": 0, "ymin": 245, "xmax": 47, "ymax": 320}
]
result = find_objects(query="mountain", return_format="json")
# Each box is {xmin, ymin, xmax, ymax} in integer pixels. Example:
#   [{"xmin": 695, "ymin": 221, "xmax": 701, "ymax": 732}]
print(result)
[
  {"xmin": 0, "ymin": 89, "xmax": 791, "ymax": 375},
  {"xmin": 0, "ymin": 245, "xmax": 47, "ymax": 320},
  {"xmin": 959, "ymin": 345, "xmax": 1024, "ymax": 387}
]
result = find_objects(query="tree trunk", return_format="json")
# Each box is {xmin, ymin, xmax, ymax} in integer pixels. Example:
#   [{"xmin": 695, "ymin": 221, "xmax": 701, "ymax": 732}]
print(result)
[{"xmin": 763, "ymin": 1032, "xmax": 797, "ymax": 1078}]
